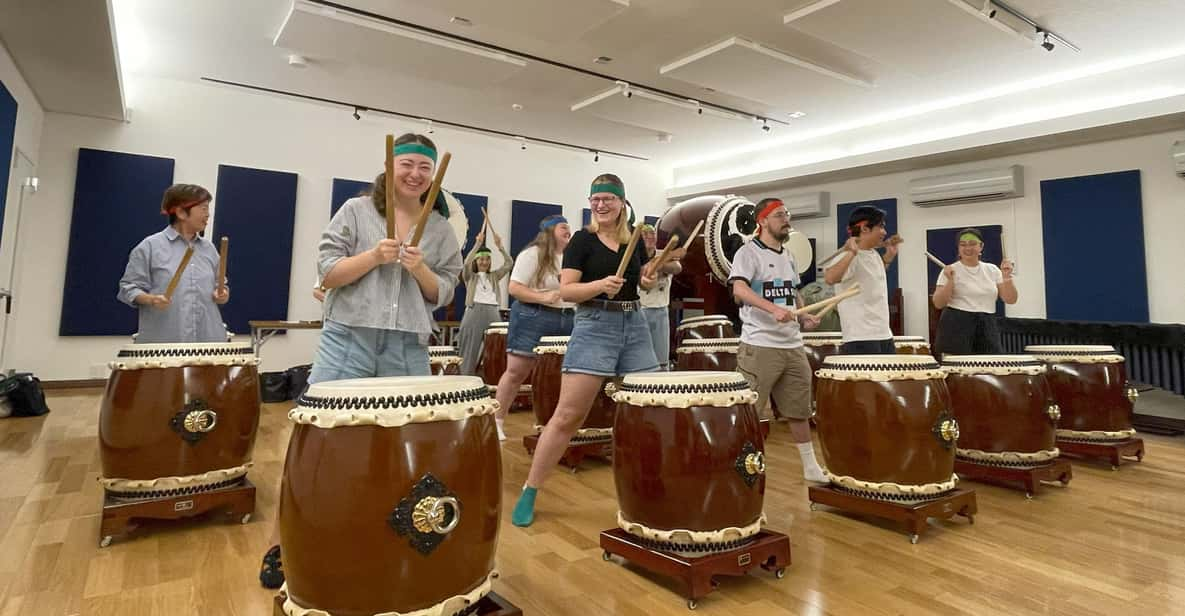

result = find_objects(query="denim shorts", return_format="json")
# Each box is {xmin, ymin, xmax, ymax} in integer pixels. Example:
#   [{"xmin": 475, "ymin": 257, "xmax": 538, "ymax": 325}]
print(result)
[
  {"xmin": 309, "ymin": 320, "xmax": 431, "ymax": 385},
  {"xmin": 506, "ymin": 301, "xmax": 574, "ymax": 356},
  {"xmin": 562, "ymin": 305, "xmax": 659, "ymax": 377}
]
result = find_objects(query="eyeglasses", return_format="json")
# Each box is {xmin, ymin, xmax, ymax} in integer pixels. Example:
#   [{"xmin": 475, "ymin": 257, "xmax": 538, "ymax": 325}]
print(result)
[
  {"xmin": 765, "ymin": 211, "xmax": 790, "ymax": 221},
  {"xmin": 589, "ymin": 195, "xmax": 619, "ymax": 205}
]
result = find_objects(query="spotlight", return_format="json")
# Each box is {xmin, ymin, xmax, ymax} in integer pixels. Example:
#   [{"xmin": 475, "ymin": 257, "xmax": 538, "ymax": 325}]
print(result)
[
  {"xmin": 1037, "ymin": 28, "xmax": 1054, "ymax": 51},
  {"xmin": 593, "ymin": 151, "xmax": 600, "ymax": 163},
  {"xmin": 424, "ymin": 119, "xmax": 435, "ymax": 134},
  {"xmin": 352, "ymin": 106, "xmax": 361, "ymax": 121},
  {"xmin": 761, "ymin": 119, "xmax": 770, "ymax": 133}
]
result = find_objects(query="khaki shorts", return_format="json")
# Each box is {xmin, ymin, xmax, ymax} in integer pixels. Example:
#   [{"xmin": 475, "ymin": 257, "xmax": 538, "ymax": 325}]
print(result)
[{"xmin": 736, "ymin": 343, "xmax": 812, "ymax": 420}]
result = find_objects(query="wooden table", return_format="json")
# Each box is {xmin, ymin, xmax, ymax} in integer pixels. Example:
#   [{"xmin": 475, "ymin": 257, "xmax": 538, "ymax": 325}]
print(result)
[{"xmin": 247, "ymin": 320, "xmax": 323, "ymax": 356}]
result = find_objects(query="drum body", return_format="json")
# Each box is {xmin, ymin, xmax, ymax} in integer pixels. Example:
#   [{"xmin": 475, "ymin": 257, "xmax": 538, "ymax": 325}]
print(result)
[
  {"xmin": 893, "ymin": 336, "xmax": 931, "ymax": 355},
  {"xmin": 942, "ymin": 355, "xmax": 1060, "ymax": 467},
  {"xmin": 815, "ymin": 355, "xmax": 958, "ymax": 501},
  {"xmin": 612, "ymin": 372, "xmax": 766, "ymax": 555},
  {"xmin": 657, "ymin": 196, "xmax": 741, "ymax": 323},
  {"xmin": 676, "ymin": 337, "xmax": 739, "ymax": 371},
  {"xmin": 531, "ymin": 337, "xmax": 614, "ymax": 443},
  {"xmin": 1026, "ymin": 345, "xmax": 1137, "ymax": 442},
  {"xmin": 479, "ymin": 323, "xmax": 509, "ymax": 385},
  {"xmin": 802, "ymin": 333, "xmax": 843, "ymax": 387},
  {"xmin": 99, "ymin": 343, "xmax": 261, "ymax": 496},
  {"xmin": 674, "ymin": 315, "xmax": 736, "ymax": 347},
  {"xmin": 428, "ymin": 346, "xmax": 462, "ymax": 376},
  {"xmin": 280, "ymin": 376, "xmax": 501, "ymax": 616}
]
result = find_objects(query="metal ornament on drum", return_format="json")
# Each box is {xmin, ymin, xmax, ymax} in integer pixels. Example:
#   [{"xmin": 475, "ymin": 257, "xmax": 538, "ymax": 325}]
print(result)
[
  {"xmin": 479, "ymin": 322, "xmax": 509, "ymax": 386},
  {"xmin": 1025, "ymin": 345, "xmax": 1137, "ymax": 443},
  {"xmin": 531, "ymin": 336, "xmax": 614, "ymax": 444},
  {"xmin": 893, "ymin": 336, "xmax": 931, "ymax": 355},
  {"xmin": 428, "ymin": 346, "xmax": 462, "ymax": 376},
  {"xmin": 676, "ymin": 337, "xmax": 739, "ymax": 371},
  {"xmin": 99, "ymin": 342, "xmax": 261, "ymax": 498},
  {"xmin": 674, "ymin": 314, "xmax": 736, "ymax": 346},
  {"xmin": 942, "ymin": 355, "xmax": 1060, "ymax": 468},
  {"xmin": 814, "ymin": 355, "xmax": 959, "ymax": 503},
  {"xmin": 280, "ymin": 376, "xmax": 501, "ymax": 616},
  {"xmin": 611, "ymin": 371, "xmax": 766, "ymax": 556}
]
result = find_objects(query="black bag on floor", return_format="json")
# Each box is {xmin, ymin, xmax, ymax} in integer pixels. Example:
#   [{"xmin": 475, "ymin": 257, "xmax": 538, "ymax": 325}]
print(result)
[
  {"xmin": 260, "ymin": 371, "xmax": 289, "ymax": 403},
  {"xmin": 285, "ymin": 364, "xmax": 313, "ymax": 401},
  {"xmin": 0, "ymin": 372, "xmax": 49, "ymax": 417}
]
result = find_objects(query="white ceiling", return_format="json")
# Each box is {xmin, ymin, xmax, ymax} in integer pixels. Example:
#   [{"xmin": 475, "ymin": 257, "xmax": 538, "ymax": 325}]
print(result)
[{"xmin": 89, "ymin": 0, "xmax": 1185, "ymax": 175}]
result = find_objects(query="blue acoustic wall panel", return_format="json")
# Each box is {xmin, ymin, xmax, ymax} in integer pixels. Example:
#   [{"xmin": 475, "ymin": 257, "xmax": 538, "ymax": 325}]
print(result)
[
  {"xmin": 331, "ymin": 178, "xmax": 372, "ymax": 219},
  {"xmin": 1040, "ymin": 170, "xmax": 1147, "ymax": 322},
  {"xmin": 926, "ymin": 225, "xmax": 1004, "ymax": 315},
  {"xmin": 60, "ymin": 149, "xmax": 175, "ymax": 335},
  {"xmin": 511, "ymin": 200, "xmax": 562, "ymax": 258},
  {"xmin": 836, "ymin": 198, "xmax": 899, "ymax": 291},
  {"xmin": 211, "ymin": 164, "xmax": 299, "ymax": 334},
  {"xmin": 0, "ymin": 79, "xmax": 16, "ymax": 252},
  {"xmin": 436, "ymin": 192, "xmax": 488, "ymax": 322}
]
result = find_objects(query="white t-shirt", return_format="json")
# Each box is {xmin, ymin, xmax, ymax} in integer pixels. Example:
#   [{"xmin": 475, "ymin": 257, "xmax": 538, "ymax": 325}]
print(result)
[
  {"xmin": 639, "ymin": 251, "xmax": 673, "ymax": 309},
  {"xmin": 728, "ymin": 238, "xmax": 803, "ymax": 348},
  {"xmin": 936, "ymin": 261, "xmax": 1003, "ymax": 313},
  {"xmin": 472, "ymin": 272, "xmax": 498, "ymax": 306},
  {"xmin": 510, "ymin": 245, "xmax": 573, "ymax": 309},
  {"xmin": 836, "ymin": 249, "xmax": 891, "ymax": 343}
]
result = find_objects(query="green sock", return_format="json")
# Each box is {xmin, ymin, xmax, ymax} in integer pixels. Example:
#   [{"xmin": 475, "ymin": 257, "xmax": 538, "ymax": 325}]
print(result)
[{"xmin": 511, "ymin": 487, "xmax": 537, "ymax": 527}]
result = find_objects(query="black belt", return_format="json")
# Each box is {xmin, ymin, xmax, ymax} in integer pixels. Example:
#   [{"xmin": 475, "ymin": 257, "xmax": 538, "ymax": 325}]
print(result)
[
  {"xmin": 538, "ymin": 305, "xmax": 574, "ymax": 314},
  {"xmin": 580, "ymin": 299, "xmax": 639, "ymax": 312}
]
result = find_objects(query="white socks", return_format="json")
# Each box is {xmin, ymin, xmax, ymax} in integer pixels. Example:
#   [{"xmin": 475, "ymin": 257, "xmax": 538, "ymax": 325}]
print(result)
[
  {"xmin": 496, "ymin": 418, "xmax": 507, "ymax": 442},
  {"xmin": 796, "ymin": 442, "xmax": 828, "ymax": 483}
]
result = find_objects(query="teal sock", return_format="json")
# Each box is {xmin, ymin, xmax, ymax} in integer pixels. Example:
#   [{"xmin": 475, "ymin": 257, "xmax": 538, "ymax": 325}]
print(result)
[{"xmin": 511, "ymin": 487, "xmax": 537, "ymax": 527}]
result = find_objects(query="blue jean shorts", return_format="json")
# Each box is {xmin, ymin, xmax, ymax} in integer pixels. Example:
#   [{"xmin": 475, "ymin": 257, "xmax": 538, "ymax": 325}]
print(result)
[
  {"xmin": 309, "ymin": 320, "xmax": 431, "ymax": 385},
  {"xmin": 506, "ymin": 301, "xmax": 574, "ymax": 356},
  {"xmin": 562, "ymin": 305, "xmax": 659, "ymax": 377}
]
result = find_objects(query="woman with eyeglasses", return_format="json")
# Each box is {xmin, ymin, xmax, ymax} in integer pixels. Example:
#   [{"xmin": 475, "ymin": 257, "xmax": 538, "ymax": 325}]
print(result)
[
  {"xmin": 931, "ymin": 227, "xmax": 1017, "ymax": 357},
  {"xmin": 511, "ymin": 173, "xmax": 658, "ymax": 527}
]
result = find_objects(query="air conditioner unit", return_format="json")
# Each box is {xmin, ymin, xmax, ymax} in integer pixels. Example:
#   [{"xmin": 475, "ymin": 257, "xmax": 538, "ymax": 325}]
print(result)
[
  {"xmin": 1173, "ymin": 140, "xmax": 1185, "ymax": 178},
  {"xmin": 783, "ymin": 191, "xmax": 830, "ymax": 219},
  {"xmin": 909, "ymin": 165, "xmax": 1024, "ymax": 207}
]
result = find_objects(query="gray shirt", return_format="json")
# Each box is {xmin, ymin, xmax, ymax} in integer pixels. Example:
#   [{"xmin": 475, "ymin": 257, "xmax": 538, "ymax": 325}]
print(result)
[
  {"xmin": 319, "ymin": 196, "xmax": 462, "ymax": 335},
  {"xmin": 728, "ymin": 238, "xmax": 803, "ymax": 349},
  {"xmin": 117, "ymin": 226, "xmax": 227, "ymax": 343}
]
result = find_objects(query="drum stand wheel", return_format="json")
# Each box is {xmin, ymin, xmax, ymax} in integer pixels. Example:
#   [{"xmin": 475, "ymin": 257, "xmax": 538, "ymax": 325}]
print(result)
[
  {"xmin": 953, "ymin": 458, "xmax": 1073, "ymax": 498},
  {"xmin": 522, "ymin": 434, "xmax": 612, "ymax": 471},
  {"xmin": 807, "ymin": 484, "xmax": 978, "ymax": 543},
  {"xmin": 98, "ymin": 478, "xmax": 256, "ymax": 547},
  {"xmin": 1056, "ymin": 437, "xmax": 1145, "ymax": 470},
  {"xmin": 598, "ymin": 527, "xmax": 791, "ymax": 610},
  {"xmin": 273, "ymin": 589, "xmax": 522, "ymax": 616}
]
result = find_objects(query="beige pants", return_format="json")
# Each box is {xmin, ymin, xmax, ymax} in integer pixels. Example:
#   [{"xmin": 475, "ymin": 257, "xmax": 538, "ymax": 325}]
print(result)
[{"xmin": 736, "ymin": 343, "xmax": 812, "ymax": 420}]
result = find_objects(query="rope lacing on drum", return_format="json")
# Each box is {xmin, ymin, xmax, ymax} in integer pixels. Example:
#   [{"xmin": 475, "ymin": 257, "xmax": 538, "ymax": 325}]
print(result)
[
  {"xmin": 296, "ymin": 386, "xmax": 491, "ymax": 411},
  {"xmin": 117, "ymin": 346, "xmax": 253, "ymax": 359},
  {"xmin": 619, "ymin": 380, "xmax": 750, "ymax": 395},
  {"xmin": 428, "ymin": 349, "xmax": 458, "ymax": 357}
]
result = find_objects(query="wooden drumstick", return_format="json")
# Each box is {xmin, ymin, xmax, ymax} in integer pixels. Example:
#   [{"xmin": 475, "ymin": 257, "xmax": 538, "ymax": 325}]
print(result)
[
  {"xmin": 615, "ymin": 224, "xmax": 644, "ymax": 278},
  {"xmin": 409, "ymin": 152, "xmax": 452, "ymax": 247},
  {"xmin": 925, "ymin": 251, "xmax": 947, "ymax": 268},
  {"xmin": 165, "ymin": 247, "xmax": 195, "ymax": 300},
  {"xmin": 1000, "ymin": 231, "xmax": 1010, "ymax": 263},
  {"xmin": 797, "ymin": 285, "xmax": 861, "ymax": 315},
  {"xmin": 217, "ymin": 237, "xmax": 228, "ymax": 292},
  {"xmin": 385, "ymin": 134, "xmax": 395, "ymax": 239},
  {"xmin": 647, "ymin": 235, "xmax": 681, "ymax": 276},
  {"xmin": 818, "ymin": 246, "xmax": 850, "ymax": 267},
  {"xmin": 684, "ymin": 219, "xmax": 705, "ymax": 247},
  {"xmin": 881, "ymin": 233, "xmax": 904, "ymax": 247},
  {"xmin": 816, "ymin": 301, "xmax": 839, "ymax": 319}
]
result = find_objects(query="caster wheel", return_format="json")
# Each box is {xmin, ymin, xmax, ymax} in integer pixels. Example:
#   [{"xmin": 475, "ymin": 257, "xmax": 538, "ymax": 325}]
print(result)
[
  {"xmin": 1025, "ymin": 493, "xmax": 1034, "ymax": 500},
  {"xmin": 1111, "ymin": 465, "xmax": 1119, "ymax": 471},
  {"xmin": 602, "ymin": 551, "xmax": 612, "ymax": 562},
  {"xmin": 1060, "ymin": 479, "xmax": 1070, "ymax": 486},
  {"xmin": 775, "ymin": 568, "xmax": 786, "ymax": 579},
  {"xmin": 687, "ymin": 599, "xmax": 698, "ymax": 610},
  {"xmin": 909, "ymin": 534, "xmax": 919, "ymax": 545},
  {"xmin": 809, "ymin": 503, "xmax": 817, "ymax": 511},
  {"xmin": 100, "ymin": 536, "xmax": 113, "ymax": 548},
  {"xmin": 240, "ymin": 513, "xmax": 252, "ymax": 524},
  {"xmin": 967, "ymin": 515, "xmax": 975, "ymax": 525}
]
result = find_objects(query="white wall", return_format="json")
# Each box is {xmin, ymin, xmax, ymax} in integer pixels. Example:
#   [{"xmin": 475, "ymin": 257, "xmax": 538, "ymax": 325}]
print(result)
[
  {"xmin": 15, "ymin": 76, "xmax": 667, "ymax": 380},
  {"xmin": 742, "ymin": 128, "xmax": 1185, "ymax": 337}
]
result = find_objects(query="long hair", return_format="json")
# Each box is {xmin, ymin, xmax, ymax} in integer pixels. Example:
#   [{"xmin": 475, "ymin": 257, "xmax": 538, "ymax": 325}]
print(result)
[
  {"xmin": 586, "ymin": 173, "xmax": 631, "ymax": 244},
  {"xmin": 526, "ymin": 215, "xmax": 564, "ymax": 289},
  {"xmin": 372, "ymin": 133, "xmax": 438, "ymax": 216}
]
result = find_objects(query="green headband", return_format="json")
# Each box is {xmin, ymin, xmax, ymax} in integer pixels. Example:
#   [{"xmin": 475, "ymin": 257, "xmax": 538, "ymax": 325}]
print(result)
[
  {"xmin": 590, "ymin": 183, "xmax": 625, "ymax": 199},
  {"xmin": 959, "ymin": 232, "xmax": 982, "ymax": 243},
  {"xmin": 393, "ymin": 143, "xmax": 438, "ymax": 162},
  {"xmin": 474, "ymin": 247, "xmax": 492, "ymax": 255}
]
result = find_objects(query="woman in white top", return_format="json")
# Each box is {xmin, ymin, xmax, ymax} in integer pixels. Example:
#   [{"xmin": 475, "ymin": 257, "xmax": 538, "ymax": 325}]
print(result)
[
  {"xmin": 456, "ymin": 228, "xmax": 513, "ymax": 375},
  {"xmin": 931, "ymin": 228, "xmax": 1017, "ymax": 356}
]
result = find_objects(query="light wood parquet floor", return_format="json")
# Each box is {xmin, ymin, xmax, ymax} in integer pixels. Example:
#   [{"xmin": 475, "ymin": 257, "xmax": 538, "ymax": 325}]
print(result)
[{"xmin": 2, "ymin": 388, "xmax": 1184, "ymax": 615}]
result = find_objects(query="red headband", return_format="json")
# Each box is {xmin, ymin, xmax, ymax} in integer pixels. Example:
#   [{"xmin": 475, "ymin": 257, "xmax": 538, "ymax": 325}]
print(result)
[
  {"xmin": 162, "ymin": 199, "xmax": 207, "ymax": 216},
  {"xmin": 755, "ymin": 200, "xmax": 785, "ymax": 223}
]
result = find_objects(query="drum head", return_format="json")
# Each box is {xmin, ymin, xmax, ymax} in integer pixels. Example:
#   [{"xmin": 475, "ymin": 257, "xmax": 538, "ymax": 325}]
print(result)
[
  {"xmin": 705, "ymin": 196, "xmax": 816, "ymax": 281},
  {"xmin": 785, "ymin": 230, "xmax": 813, "ymax": 275},
  {"xmin": 441, "ymin": 189, "xmax": 469, "ymax": 247}
]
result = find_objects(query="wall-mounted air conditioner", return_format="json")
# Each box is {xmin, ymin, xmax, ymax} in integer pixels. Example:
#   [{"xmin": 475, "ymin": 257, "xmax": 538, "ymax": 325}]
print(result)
[
  {"xmin": 783, "ymin": 191, "xmax": 830, "ymax": 219},
  {"xmin": 909, "ymin": 165, "xmax": 1024, "ymax": 207},
  {"xmin": 1173, "ymin": 140, "xmax": 1185, "ymax": 178}
]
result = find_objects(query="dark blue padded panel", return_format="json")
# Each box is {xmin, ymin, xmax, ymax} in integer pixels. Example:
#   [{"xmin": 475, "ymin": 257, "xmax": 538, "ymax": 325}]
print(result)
[
  {"xmin": 60, "ymin": 149, "xmax": 175, "ymax": 335},
  {"xmin": 836, "ymin": 198, "xmax": 899, "ymax": 291},
  {"xmin": 926, "ymin": 225, "xmax": 1004, "ymax": 315},
  {"xmin": 510, "ymin": 200, "xmax": 561, "ymax": 258},
  {"xmin": 435, "ymin": 192, "xmax": 488, "ymax": 322},
  {"xmin": 212, "ymin": 164, "xmax": 298, "ymax": 334},
  {"xmin": 644, "ymin": 215, "xmax": 659, "ymax": 227},
  {"xmin": 0, "ymin": 79, "xmax": 15, "ymax": 252},
  {"xmin": 1040, "ymin": 170, "xmax": 1147, "ymax": 322},
  {"xmin": 331, "ymin": 178, "xmax": 372, "ymax": 219}
]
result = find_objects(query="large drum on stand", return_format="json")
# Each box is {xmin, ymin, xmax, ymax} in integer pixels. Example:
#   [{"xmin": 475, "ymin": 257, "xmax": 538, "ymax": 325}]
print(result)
[
  {"xmin": 280, "ymin": 376, "xmax": 501, "ymax": 615},
  {"xmin": 428, "ymin": 346, "xmax": 462, "ymax": 376},
  {"xmin": 674, "ymin": 315, "xmax": 736, "ymax": 347},
  {"xmin": 99, "ymin": 342, "xmax": 261, "ymax": 498},
  {"xmin": 531, "ymin": 336, "xmax": 615, "ymax": 444},
  {"xmin": 893, "ymin": 336, "xmax": 931, "ymax": 355},
  {"xmin": 676, "ymin": 337, "xmax": 739, "ymax": 371},
  {"xmin": 611, "ymin": 371, "xmax": 765, "ymax": 556},
  {"xmin": 803, "ymin": 332, "xmax": 843, "ymax": 397},
  {"xmin": 478, "ymin": 322, "xmax": 509, "ymax": 386},
  {"xmin": 1025, "ymin": 345, "xmax": 1138, "ymax": 443},
  {"xmin": 942, "ymin": 355, "xmax": 1060, "ymax": 467},
  {"xmin": 814, "ymin": 355, "xmax": 959, "ymax": 502}
]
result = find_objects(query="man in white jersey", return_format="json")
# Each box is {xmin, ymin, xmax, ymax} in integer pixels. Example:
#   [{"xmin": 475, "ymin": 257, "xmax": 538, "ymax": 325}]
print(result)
[
  {"xmin": 729, "ymin": 198, "xmax": 826, "ymax": 483},
  {"xmin": 823, "ymin": 205, "xmax": 900, "ymax": 354}
]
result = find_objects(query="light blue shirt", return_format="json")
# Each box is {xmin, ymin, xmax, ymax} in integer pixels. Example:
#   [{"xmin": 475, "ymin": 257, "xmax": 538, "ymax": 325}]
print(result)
[{"xmin": 117, "ymin": 226, "xmax": 227, "ymax": 343}]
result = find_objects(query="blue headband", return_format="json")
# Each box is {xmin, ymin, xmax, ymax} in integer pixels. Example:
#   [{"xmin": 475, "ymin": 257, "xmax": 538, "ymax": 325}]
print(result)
[{"xmin": 541, "ymin": 217, "xmax": 568, "ymax": 230}]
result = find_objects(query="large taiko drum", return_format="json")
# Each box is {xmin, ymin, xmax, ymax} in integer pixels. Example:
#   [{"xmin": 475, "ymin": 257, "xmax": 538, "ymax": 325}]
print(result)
[
  {"xmin": 98, "ymin": 343, "xmax": 261, "ymax": 498},
  {"xmin": 674, "ymin": 315, "xmax": 736, "ymax": 349},
  {"xmin": 676, "ymin": 337, "xmax": 739, "ymax": 371},
  {"xmin": 894, "ymin": 336, "xmax": 931, "ymax": 355},
  {"xmin": 280, "ymin": 376, "xmax": 501, "ymax": 615},
  {"xmin": 942, "ymin": 355, "xmax": 1061, "ymax": 467},
  {"xmin": 803, "ymin": 332, "xmax": 843, "ymax": 379},
  {"xmin": 612, "ymin": 371, "xmax": 766, "ymax": 555},
  {"xmin": 531, "ymin": 336, "xmax": 615, "ymax": 444},
  {"xmin": 814, "ymin": 355, "xmax": 959, "ymax": 502},
  {"xmin": 479, "ymin": 322, "xmax": 509, "ymax": 385},
  {"xmin": 428, "ymin": 346, "xmax": 462, "ymax": 376},
  {"xmin": 1025, "ymin": 345, "xmax": 1138, "ymax": 443}
]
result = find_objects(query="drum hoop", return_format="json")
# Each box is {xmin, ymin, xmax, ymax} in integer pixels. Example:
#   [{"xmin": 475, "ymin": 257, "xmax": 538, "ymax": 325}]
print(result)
[
  {"xmin": 956, "ymin": 448, "xmax": 1060, "ymax": 466},
  {"xmin": 617, "ymin": 511, "xmax": 766, "ymax": 547},
  {"xmin": 292, "ymin": 384, "xmax": 497, "ymax": 427},
  {"xmin": 826, "ymin": 471, "xmax": 958, "ymax": 498},
  {"xmin": 941, "ymin": 355, "xmax": 1046, "ymax": 375},
  {"xmin": 1025, "ymin": 345, "xmax": 1124, "ymax": 363},
  {"xmin": 99, "ymin": 463, "xmax": 251, "ymax": 494},
  {"xmin": 114, "ymin": 342, "xmax": 256, "ymax": 368},
  {"xmin": 675, "ymin": 318, "xmax": 732, "ymax": 332},
  {"xmin": 282, "ymin": 569, "xmax": 498, "ymax": 616},
  {"xmin": 818, "ymin": 355, "xmax": 944, "ymax": 380}
]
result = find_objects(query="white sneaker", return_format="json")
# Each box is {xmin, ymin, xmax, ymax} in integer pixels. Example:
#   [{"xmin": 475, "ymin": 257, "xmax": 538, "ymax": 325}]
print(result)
[
  {"xmin": 496, "ymin": 422, "xmax": 507, "ymax": 442},
  {"xmin": 803, "ymin": 464, "xmax": 828, "ymax": 484}
]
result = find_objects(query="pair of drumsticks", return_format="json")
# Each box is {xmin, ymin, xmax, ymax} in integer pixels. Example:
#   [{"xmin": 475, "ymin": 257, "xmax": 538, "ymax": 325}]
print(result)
[
  {"xmin": 383, "ymin": 135, "xmax": 452, "ymax": 247},
  {"xmin": 926, "ymin": 232, "xmax": 1012, "ymax": 269},
  {"xmin": 613, "ymin": 219, "xmax": 705, "ymax": 279},
  {"xmin": 818, "ymin": 234, "xmax": 904, "ymax": 268},
  {"xmin": 164, "ymin": 237, "xmax": 229, "ymax": 301}
]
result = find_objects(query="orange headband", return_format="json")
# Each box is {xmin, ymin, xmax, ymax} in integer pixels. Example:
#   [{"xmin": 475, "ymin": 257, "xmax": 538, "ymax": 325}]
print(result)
[{"xmin": 755, "ymin": 200, "xmax": 785, "ymax": 223}]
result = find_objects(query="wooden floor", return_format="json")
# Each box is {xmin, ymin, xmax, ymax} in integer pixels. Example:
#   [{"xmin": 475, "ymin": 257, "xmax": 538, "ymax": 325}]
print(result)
[{"xmin": 3, "ymin": 388, "xmax": 1185, "ymax": 615}]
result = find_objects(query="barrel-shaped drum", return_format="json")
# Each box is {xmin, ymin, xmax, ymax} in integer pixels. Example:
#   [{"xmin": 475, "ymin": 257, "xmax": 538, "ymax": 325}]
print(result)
[
  {"xmin": 531, "ymin": 336, "xmax": 615, "ymax": 443},
  {"xmin": 815, "ymin": 355, "xmax": 958, "ymax": 501},
  {"xmin": 674, "ymin": 314, "xmax": 736, "ymax": 346},
  {"xmin": 1025, "ymin": 345, "xmax": 1137, "ymax": 443},
  {"xmin": 479, "ymin": 322, "xmax": 509, "ymax": 385},
  {"xmin": 942, "ymin": 355, "xmax": 1060, "ymax": 467},
  {"xmin": 803, "ymin": 332, "xmax": 844, "ymax": 376},
  {"xmin": 280, "ymin": 376, "xmax": 501, "ymax": 615},
  {"xmin": 676, "ymin": 337, "xmax": 739, "ymax": 371},
  {"xmin": 428, "ymin": 346, "xmax": 462, "ymax": 376},
  {"xmin": 612, "ymin": 371, "xmax": 766, "ymax": 555},
  {"xmin": 894, "ymin": 336, "xmax": 931, "ymax": 355},
  {"xmin": 99, "ymin": 343, "xmax": 261, "ymax": 497}
]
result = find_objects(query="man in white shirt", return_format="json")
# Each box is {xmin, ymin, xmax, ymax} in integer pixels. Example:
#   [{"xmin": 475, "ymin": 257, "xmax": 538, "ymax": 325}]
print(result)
[{"xmin": 823, "ymin": 205, "xmax": 899, "ymax": 354}]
